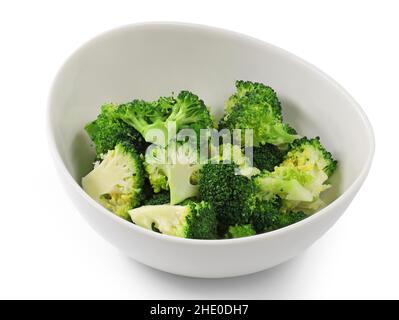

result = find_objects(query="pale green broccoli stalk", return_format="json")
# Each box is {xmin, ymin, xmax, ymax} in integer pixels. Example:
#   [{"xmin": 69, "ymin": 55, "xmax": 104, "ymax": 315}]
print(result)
[
  {"xmin": 254, "ymin": 137, "xmax": 337, "ymax": 212},
  {"xmin": 144, "ymin": 143, "xmax": 201, "ymax": 205},
  {"xmin": 219, "ymin": 143, "xmax": 260, "ymax": 178},
  {"xmin": 82, "ymin": 142, "xmax": 144, "ymax": 220},
  {"xmin": 129, "ymin": 200, "xmax": 217, "ymax": 239},
  {"xmin": 222, "ymin": 80, "xmax": 299, "ymax": 146}
]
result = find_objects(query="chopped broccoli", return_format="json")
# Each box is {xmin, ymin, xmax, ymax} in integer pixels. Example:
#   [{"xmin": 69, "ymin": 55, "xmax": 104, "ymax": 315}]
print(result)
[
  {"xmin": 199, "ymin": 162, "xmax": 255, "ymax": 235},
  {"xmin": 225, "ymin": 80, "xmax": 282, "ymax": 118},
  {"xmin": 129, "ymin": 200, "xmax": 217, "ymax": 239},
  {"xmin": 272, "ymin": 211, "xmax": 307, "ymax": 229},
  {"xmin": 251, "ymin": 143, "xmax": 284, "ymax": 172},
  {"xmin": 199, "ymin": 144, "xmax": 261, "ymax": 234},
  {"xmin": 250, "ymin": 197, "xmax": 282, "ymax": 233},
  {"xmin": 222, "ymin": 81, "xmax": 299, "ymax": 146},
  {"xmin": 85, "ymin": 103, "xmax": 146, "ymax": 155},
  {"xmin": 144, "ymin": 192, "xmax": 170, "ymax": 205},
  {"xmin": 117, "ymin": 91, "xmax": 214, "ymax": 144},
  {"xmin": 144, "ymin": 143, "xmax": 201, "ymax": 205},
  {"xmin": 254, "ymin": 137, "xmax": 337, "ymax": 212},
  {"xmin": 81, "ymin": 81, "xmax": 338, "ymax": 239},
  {"xmin": 225, "ymin": 224, "xmax": 256, "ymax": 238},
  {"xmin": 82, "ymin": 142, "xmax": 144, "ymax": 220}
]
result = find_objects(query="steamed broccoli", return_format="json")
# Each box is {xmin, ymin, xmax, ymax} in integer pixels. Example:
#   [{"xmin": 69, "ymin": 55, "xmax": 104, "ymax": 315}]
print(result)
[
  {"xmin": 250, "ymin": 197, "xmax": 282, "ymax": 233},
  {"xmin": 272, "ymin": 211, "xmax": 307, "ymax": 229},
  {"xmin": 254, "ymin": 137, "xmax": 337, "ymax": 212},
  {"xmin": 199, "ymin": 162, "xmax": 255, "ymax": 235},
  {"xmin": 144, "ymin": 143, "xmax": 201, "ymax": 205},
  {"xmin": 144, "ymin": 192, "xmax": 170, "ymax": 205},
  {"xmin": 81, "ymin": 81, "xmax": 338, "ymax": 239},
  {"xmin": 129, "ymin": 200, "xmax": 217, "ymax": 239},
  {"xmin": 85, "ymin": 103, "xmax": 146, "ymax": 155},
  {"xmin": 82, "ymin": 142, "xmax": 144, "ymax": 220},
  {"xmin": 222, "ymin": 81, "xmax": 299, "ymax": 146},
  {"xmin": 251, "ymin": 143, "xmax": 284, "ymax": 172},
  {"xmin": 117, "ymin": 91, "xmax": 214, "ymax": 144},
  {"xmin": 225, "ymin": 80, "xmax": 282, "ymax": 118},
  {"xmin": 226, "ymin": 224, "xmax": 256, "ymax": 238}
]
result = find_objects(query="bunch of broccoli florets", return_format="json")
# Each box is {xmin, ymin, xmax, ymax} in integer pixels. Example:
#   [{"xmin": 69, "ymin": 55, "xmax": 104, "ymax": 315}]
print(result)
[{"xmin": 82, "ymin": 81, "xmax": 337, "ymax": 240}]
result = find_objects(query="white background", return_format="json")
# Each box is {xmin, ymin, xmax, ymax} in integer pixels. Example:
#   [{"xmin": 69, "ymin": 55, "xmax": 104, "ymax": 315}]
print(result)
[{"xmin": 0, "ymin": 0, "xmax": 397, "ymax": 299}]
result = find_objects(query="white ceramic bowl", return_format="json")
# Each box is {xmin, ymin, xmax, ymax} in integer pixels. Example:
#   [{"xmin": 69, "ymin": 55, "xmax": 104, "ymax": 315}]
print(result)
[{"xmin": 48, "ymin": 22, "xmax": 374, "ymax": 278}]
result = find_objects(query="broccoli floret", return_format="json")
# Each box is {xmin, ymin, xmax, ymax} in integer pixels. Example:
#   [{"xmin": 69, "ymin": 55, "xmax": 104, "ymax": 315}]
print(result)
[
  {"xmin": 144, "ymin": 143, "xmax": 201, "ymax": 205},
  {"xmin": 115, "ymin": 99, "xmax": 170, "ymax": 144},
  {"xmin": 199, "ymin": 162, "xmax": 254, "ymax": 235},
  {"xmin": 85, "ymin": 103, "xmax": 147, "ymax": 155},
  {"xmin": 223, "ymin": 81, "xmax": 299, "ymax": 146},
  {"xmin": 199, "ymin": 144, "xmax": 260, "ymax": 234},
  {"xmin": 271, "ymin": 211, "xmax": 307, "ymax": 230},
  {"xmin": 251, "ymin": 143, "xmax": 284, "ymax": 172},
  {"xmin": 82, "ymin": 142, "xmax": 144, "ymax": 220},
  {"xmin": 144, "ymin": 192, "xmax": 170, "ymax": 205},
  {"xmin": 117, "ymin": 91, "xmax": 214, "ymax": 144},
  {"xmin": 254, "ymin": 137, "xmax": 337, "ymax": 212},
  {"xmin": 250, "ymin": 197, "xmax": 282, "ymax": 233},
  {"xmin": 226, "ymin": 224, "xmax": 256, "ymax": 238},
  {"xmin": 225, "ymin": 80, "xmax": 282, "ymax": 118},
  {"xmin": 129, "ymin": 200, "xmax": 217, "ymax": 239}
]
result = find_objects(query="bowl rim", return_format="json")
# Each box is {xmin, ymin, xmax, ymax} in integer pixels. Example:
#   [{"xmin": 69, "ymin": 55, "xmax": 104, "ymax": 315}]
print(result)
[{"xmin": 47, "ymin": 21, "xmax": 375, "ymax": 245}]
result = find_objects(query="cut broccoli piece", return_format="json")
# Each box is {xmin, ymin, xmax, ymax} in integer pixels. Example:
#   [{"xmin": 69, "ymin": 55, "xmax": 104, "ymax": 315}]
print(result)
[
  {"xmin": 250, "ymin": 197, "xmax": 282, "ymax": 233},
  {"xmin": 271, "ymin": 211, "xmax": 307, "ymax": 230},
  {"xmin": 254, "ymin": 137, "xmax": 337, "ymax": 212},
  {"xmin": 85, "ymin": 103, "xmax": 146, "ymax": 155},
  {"xmin": 199, "ymin": 162, "xmax": 255, "ymax": 235},
  {"xmin": 225, "ymin": 80, "xmax": 282, "ymax": 118},
  {"xmin": 144, "ymin": 192, "xmax": 170, "ymax": 205},
  {"xmin": 199, "ymin": 143, "xmax": 260, "ymax": 235},
  {"xmin": 117, "ymin": 91, "xmax": 214, "ymax": 144},
  {"xmin": 223, "ymin": 80, "xmax": 299, "ymax": 146},
  {"xmin": 144, "ymin": 143, "xmax": 201, "ymax": 205},
  {"xmin": 251, "ymin": 143, "xmax": 284, "ymax": 172},
  {"xmin": 129, "ymin": 200, "xmax": 217, "ymax": 239},
  {"xmin": 82, "ymin": 142, "xmax": 144, "ymax": 220},
  {"xmin": 225, "ymin": 224, "xmax": 256, "ymax": 238}
]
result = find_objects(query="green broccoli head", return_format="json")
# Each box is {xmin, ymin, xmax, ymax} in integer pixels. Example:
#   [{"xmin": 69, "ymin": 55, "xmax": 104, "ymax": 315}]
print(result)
[
  {"xmin": 225, "ymin": 224, "xmax": 256, "ymax": 238},
  {"xmin": 144, "ymin": 143, "xmax": 201, "ymax": 205},
  {"xmin": 129, "ymin": 200, "xmax": 217, "ymax": 239},
  {"xmin": 254, "ymin": 137, "xmax": 337, "ymax": 212},
  {"xmin": 116, "ymin": 91, "xmax": 213, "ymax": 144},
  {"xmin": 223, "ymin": 81, "xmax": 299, "ymax": 146},
  {"xmin": 85, "ymin": 103, "xmax": 147, "ymax": 155},
  {"xmin": 225, "ymin": 80, "xmax": 282, "ymax": 118},
  {"xmin": 199, "ymin": 162, "xmax": 255, "ymax": 235},
  {"xmin": 82, "ymin": 142, "xmax": 144, "ymax": 220},
  {"xmin": 167, "ymin": 91, "xmax": 214, "ymax": 137},
  {"xmin": 144, "ymin": 192, "xmax": 170, "ymax": 205},
  {"xmin": 250, "ymin": 197, "xmax": 282, "ymax": 233},
  {"xmin": 251, "ymin": 143, "xmax": 284, "ymax": 172},
  {"xmin": 116, "ymin": 99, "xmax": 170, "ymax": 144},
  {"xmin": 272, "ymin": 211, "xmax": 307, "ymax": 230}
]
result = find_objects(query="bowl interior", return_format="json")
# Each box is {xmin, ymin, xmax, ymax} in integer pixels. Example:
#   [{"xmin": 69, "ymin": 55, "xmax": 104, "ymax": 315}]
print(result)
[{"xmin": 49, "ymin": 23, "xmax": 373, "ymax": 207}]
